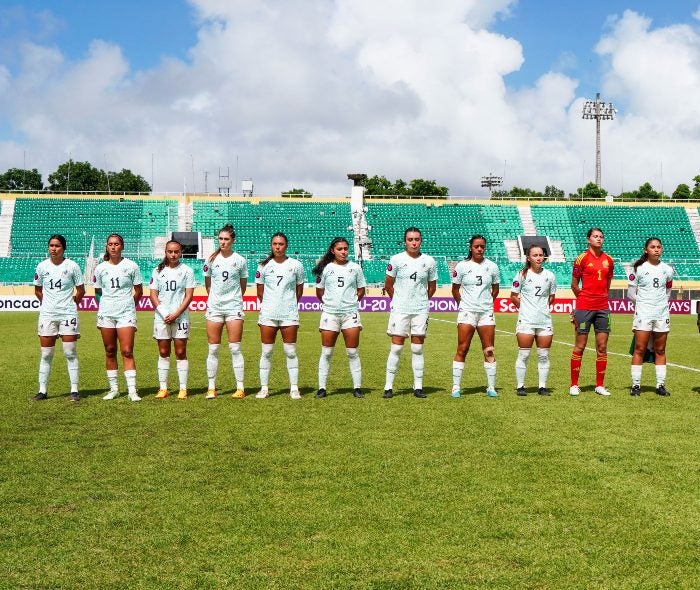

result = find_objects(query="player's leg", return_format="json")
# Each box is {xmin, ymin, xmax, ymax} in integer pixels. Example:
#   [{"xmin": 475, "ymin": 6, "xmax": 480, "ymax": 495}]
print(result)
[
  {"xmin": 534, "ymin": 332, "xmax": 553, "ymax": 394},
  {"xmin": 318, "ymin": 327, "xmax": 340, "ymax": 397},
  {"xmin": 173, "ymin": 338, "xmax": 189, "ymax": 399},
  {"xmin": 652, "ymin": 330, "xmax": 669, "ymax": 395},
  {"xmin": 117, "ymin": 326, "xmax": 139, "ymax": 401},
  {"xmin": 515, "ymin": 332, "xmax": 535, "ymax": 394},
  {"xmin": 280, "ymin": 325, "xmax": 300, "ymax": 398},
  {"xmin": 99, "ymin": 325, "xmax": 120, "ymax": 399},
  {"xmin": 36, "ymin": 331, "xmax": 58, "ymax": 400},
  {"xmin": 205, "ymin": 318, "xmax": 225, "ymax": 398},
  {"xmin": 226, "ymin": 318, "xmax": 246, "ymax": 398},
  {"xmin": 155, "ymin": 338, "xmax": 172, "ymax": 398},
  {"xmin": 257, "ymin": 323, "xmax": 278, "ymax": 398},
  {"xmin": 341, "ymin": 325, "xmax": 362, "ymax": 396},
  {"xmin": 452, "ymin": 322, "xmax": 476, "ymax": 397},
  {"xmin": 477, "ymin": 324, "xmax": 497, "ymax": 396}
]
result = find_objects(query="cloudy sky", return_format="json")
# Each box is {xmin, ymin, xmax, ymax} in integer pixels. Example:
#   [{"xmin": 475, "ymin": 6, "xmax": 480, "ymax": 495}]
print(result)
[{"xmin": 2, "ymin": 0, "xmax": 700, "ymax": 197}]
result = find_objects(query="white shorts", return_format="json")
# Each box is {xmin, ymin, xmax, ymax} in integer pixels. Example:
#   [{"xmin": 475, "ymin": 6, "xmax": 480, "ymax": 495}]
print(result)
[
  {"xmin": 97, "ymin": 313, "xmax": 137, "ymax": 330},
  {"xmin": 206, "ymin": 309, "xmax": 245, "ymax": 323},
  {"xmin": 153, "ymin": 317, "xmax": 190, "ymax": 340},
  {"xmin": 387, "ymin": 312, "xmax": 429, "ymax": 338},
  {"xmin": 319, "ymin": 311, "xmax": 362, "ymax": 333},
  {"xmin": 258, "ymin": 318, "xmax": 299, "ymax": 328},
  {"xmin": 633, "ymin": 313, "xmax": 670, "ymax": 333},
  {"xmin": 38, "ymin": 315, "xmax": 80, "ymax": 337},
  {"xmin": 457, "ymin": 309, "xmax": 495, "ymax": 327},
  {"xmin": 515, "ymin": 320, "xmax": 553, "ymax": 336}
]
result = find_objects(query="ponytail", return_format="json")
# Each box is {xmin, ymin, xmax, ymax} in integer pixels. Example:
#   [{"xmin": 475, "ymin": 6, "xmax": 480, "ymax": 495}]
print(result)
[
  {"xmin": 208, "ymin": 224, "xmax": 235, "ymax": 262},
  {"xmin": 157, "ymin": 240, "xmax": 182, "ymax": 272},
  {"xmin": 313, "ymin": 237, "xmax": 348, "ymax": 277},
  {"xmin": 260, "ymin": 232, "xmax": 288, "ymax": 267},
  {"xmin": 103, "ymin": 233, "xmax": 124, "ymax": 261}
]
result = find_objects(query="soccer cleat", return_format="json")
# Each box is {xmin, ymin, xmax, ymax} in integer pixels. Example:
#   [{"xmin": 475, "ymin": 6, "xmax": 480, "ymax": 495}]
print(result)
[
  {"xmin": 255, "ymin": 388, "xmax": 269, "ymax": 399},
  {"xmin": 231, "ymin": 389, "xmax": 246, "ymax": 399},
  {"xmin": 594, "ymin": 386, "xmax": 611, "ymax": 397},
  {"xmin": 486, "ymin": 388, "xmax": 499, "ymax": 398},
  {"xmin": 155, "ymin": 389, "xmax": 169, "ymax": 399},
  {"xmin": 177, "ymin": 389, "xmax": 188, "ymax": 400},
  {"xmin": 103, "ymin": 389, "xmax": 120, "ymax": 400},
  {"xmin": 68, "ymin": 392, "xmax": 80, "ymax": 402},
  {"xmin": 352, "ymin": 388, "xmax": 364, "ymax": 398},
  {"xmin": 205, "ymin": 389, "xmax": 217, "ymax": 400},
  {"xmin": 290, "ymin": 388, "xmax": 301, "ymax": 400},
  {"xmin": 383, "ymin": 389, "xmax": 393, "ymax": 399},
  {"xmin": 516, "ymin": 386, "xmax": 527, "ymax": 396},
  {"xmin": 537, "ymin": 387, "xmax": 552, "ymax": 396},
  {"xmin": 569, "ymin": 385, "xmax": 580, "ymax": 397},
  {"xmin": 128, "ymin": 392, "xmax": 142, "ymax": 402},
  {"xmin": 630, "ymin": 385, "xmax": 641, "ymax": 396},
  {"xmin": 413, "ymin": 388, "xmax": 427, "ymax": 398},
  {"xmin": 32, "ymin": 392, "xmax": 48, "ymax": 401},
  {"xmin": 315, "ymin": 388, "xmax": 327, "ymax": 399},
  {"xmin": 656, "ymin": 384, "xmax": 670, "ymax": 397}
]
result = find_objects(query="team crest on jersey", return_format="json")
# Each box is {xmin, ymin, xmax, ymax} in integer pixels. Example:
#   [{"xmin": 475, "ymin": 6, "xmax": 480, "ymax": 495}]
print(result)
[
  {"xmin": 628, "ymin": 274, "xmax": 635, "ymax": 281},
  {"xmin": 602, "ymin": 260, "xmax": 609, "ymax": 267}
]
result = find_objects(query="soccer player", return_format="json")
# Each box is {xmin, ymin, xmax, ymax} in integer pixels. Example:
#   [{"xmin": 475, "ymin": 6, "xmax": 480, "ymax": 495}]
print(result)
[
  {"xmin": 627, "ymin": 237, "xmax": 674, "ymax": 396},
  {"xmin": 510, "ymin": 245, "xmax": 557, "ymax": 396},
  {"xmin": 203, "ymin": 224, "xmax": 249, "ymax": 399},
  {"xmin": 570, "ymin": 227, "xmax": 614, "ymax": 397},
  {"xmin": 33, "ymin": 235, "xmax": 85, "ymax": 401},
  {"xmin": 255, "ymin": 232, "xmax": 306, "ymax": 399},
  {"xmin": 150, "ymin": 240, "xmax": 196, "ymax": 400},
  {"xmin": 312, "ymin": 237, "xmax": 367, "ymax": 398},
  {"xmin": 94, "ymin": 234, "xmax": 144, "ymax": 401},
  {"xmin": 451, "ymin": 235, "xmax": 500, "ymax": 397},
  {"xmin": 383, "ymin": 227, "xmax": 437, "ymax": 399}
]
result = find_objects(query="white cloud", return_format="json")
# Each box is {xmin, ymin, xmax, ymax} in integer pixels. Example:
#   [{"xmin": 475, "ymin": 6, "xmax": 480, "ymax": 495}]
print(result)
[{"xmin": 1, "ymin": 3, "xmax": 700, "ymax": 196}]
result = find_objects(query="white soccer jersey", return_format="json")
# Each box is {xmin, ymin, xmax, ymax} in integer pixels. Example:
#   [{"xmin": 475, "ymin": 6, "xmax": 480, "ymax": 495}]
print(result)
[
  {"xmin": 452, "ymin": 258, "xmax": 500, "ymax": 313},
  {"xmin": 628, "ymin": 261, "xmax": 674, "ymax": 320},
  {"xmin": 317, "ymin": 261, "xmax": 366, "ymax": 315},
  {"xmin": 511, "ymin": 268, "xmax": 557, "ymax": 327},
  {"xmin": 203, "ymin": 252, "xmax": 248, "ymax": 313},
  {"xmin": 385, "ymin": 252, "xmax": 437, "ymax": 314},
  {"xmin": 150, "ymin": 264, "xmax": 196, "ymax": 319},
  {"xmin": 34, "ymin": 258, "xmax": 84, "ymax": 319},
  {"xmin": 255, "ymin": 257, "xmax": 306, "ymax": 322},
  {"xmin": 93, "ymin": 258, "xmax": 143, "ymax": 317}
]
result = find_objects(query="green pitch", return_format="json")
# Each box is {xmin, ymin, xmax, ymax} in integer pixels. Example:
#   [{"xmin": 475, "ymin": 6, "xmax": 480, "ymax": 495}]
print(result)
[{"xmin": 1, "ymin": 311, "xmax": 699, "ymax": 589}]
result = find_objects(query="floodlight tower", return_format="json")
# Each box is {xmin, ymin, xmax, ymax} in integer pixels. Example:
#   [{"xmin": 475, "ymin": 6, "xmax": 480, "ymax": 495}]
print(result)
[
  {"xmin": 347, "ymin": 173, "xmax": 372, "ymax": 264},
  {"xmin": 582, "ymin": 93, "xmax": 616, "ymax": 188},
  {"xmin": 480, "ymin": 173, "xmax": 503, "ymax": 198}
]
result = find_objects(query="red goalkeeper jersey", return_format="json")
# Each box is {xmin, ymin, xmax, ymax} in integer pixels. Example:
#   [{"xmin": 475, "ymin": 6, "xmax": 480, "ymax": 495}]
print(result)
[{"xmin": 572, "ymin": 250, "xmax": 614, "ymax": 310}]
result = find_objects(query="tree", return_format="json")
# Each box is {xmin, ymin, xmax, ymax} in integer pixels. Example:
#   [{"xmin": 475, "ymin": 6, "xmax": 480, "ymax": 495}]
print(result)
[
  {"xmin": 544, "ymin": 185, "xmax": 564, "ymax": 200},
  {"xmin": 362, "ymin": 175, "xmax": 449, "ymax": 197},
  {"xmin": 0, "ymin": 167, "xmax": 43, "ymax": 191},
  {"xmin": 104, "ymin": 169, "xmax": 151, "ymax": 193},
  {"xmin": 363, "ymin": 175, "xmax": 392, "ymax": 195},
  {"xmin": 571, "ymin": 182, "xmax": 608, "ymax": 200},
  {"xmin": 636, "ymin": 182, "xmax": 662, "ymax": 201},
  {"xmin": 48, "ymin": 160, "xmax": 104, "ymax": 192},
  {"xmin": 281, "ymin": 187, "xmax": 312, "ymax": 198},
  {"xmin": 672, "ymin": 183, "xmax": 690, "ymax": 200},
  {"xmin": 406, "ymin": 178, "xmax": 448, "ymax": 197},
  {"xmin": 691, "ymin": 175, "xmax": 700, "ymax": 201}
]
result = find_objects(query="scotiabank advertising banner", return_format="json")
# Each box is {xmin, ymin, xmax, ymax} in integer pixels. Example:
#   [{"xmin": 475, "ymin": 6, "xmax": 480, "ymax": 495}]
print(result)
[{"xmin": 0, "ymin": 295, "xmax": 694, "ymax": 314}]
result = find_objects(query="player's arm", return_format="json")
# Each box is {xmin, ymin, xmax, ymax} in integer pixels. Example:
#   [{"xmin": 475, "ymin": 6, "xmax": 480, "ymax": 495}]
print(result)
[
  {"xmin": 256, "ymin": 282, "xmax": 264, "ymax": 302},
  {"xmin": 315, "ymin": 287, "xmax": 324, "ymax": 302},
  {"xmin": 240, "ymin": 278, "xmax": 247, "ymax": 296},
  {"xmin": 570, "ymin": 274, "xmax": 581, "ymax": 297},
  {"xmin": 510, "ymin": 291, "xmax": 520, "ymax": 308},
  {"xmin": 451, "ymin": 282, "xmax": 460, "ymax": 305},
  {"xmin": 133, "ymin": 283, "xmax": 143, "ymax": 307},
  {"xmin": 295, "ymin": 282, "xmax": 304, "ymax": 302},
  {"xmin": 204, "ymin": 276, "xmax": 211, "ymax": 295},
  {"xmin": 356, "ymin": 287, "xmax": 366, "ymax": 301},
  {"xmin": 548, "ymin": 292, "xmax": 556, "ymax": 306},
  {"xmin": 427, "ymin": 280, "xmax": 436, "ymax": 299},
  {"xmin": 74, "ymin": 284, "xmax": 85, "ymax": 305},
  {"xmin": 35, "ymin": 285, "xmax": 43, "ymax": 303},
  {"xmin": 384, "ymin": 275, "xmax": 395, "ymax": 299},
  {"xmin": 491, "ymin": 283, "xmax": 500, "ymax": 300}
]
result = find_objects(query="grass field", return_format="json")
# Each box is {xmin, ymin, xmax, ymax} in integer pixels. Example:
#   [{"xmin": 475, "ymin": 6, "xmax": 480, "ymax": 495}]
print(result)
[{"xmin": 1, "ymin": 310, "xmax": 699, "ymax": 589}]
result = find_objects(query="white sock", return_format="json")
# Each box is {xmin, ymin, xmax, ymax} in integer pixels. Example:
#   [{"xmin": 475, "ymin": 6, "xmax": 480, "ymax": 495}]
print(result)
[
  {"xmin": 346, "ymin": 347, "xmax": 361, "ymax": 389},
  {"xmin": 259, "ymin": 343, "xmax": 274, "ymax": 387},
  {"xmin": 107, "ymin": 369, "xmax": 118, "ymax": 391},
  {"xmin": 158, "ymin": 356, "xmax": 170, "ymax": 390},
  {"xmin": 229, "ymin": 342, "xmax": 245, "ymax": 390},
  {"xmin": 536, "ymin": 348, "xmax": 550, "ymax": 389},
  {"xmin": 384, "ymin": 343, "xmax": 404, "ymax": 390},
  {"xmin": 631, "ymin": 364, "xmax": 642, "ymax": 386},
  {"xmin": 452, "ymin": 361, "xmax": 464, "ymax": 389},
  {"xmin": 283, "ymin": 343, "xmax": 299, "ymax": 388},
  {"xmin": 176, "ymin": 359, "xmax": 188, "ymax": 389},
  {"xmin": 484, "ymin": 361, "xmax": 497, "ymax": 391},
  {"xmin": 318, "ymin": 346, "xmax": 334, "ymax": 389},
  {"xmin": 62, "ymin": 341, "xmax": 79, "ymax": 392},
  {"xmin": 206, "ymin": 344, "xmax": 220, "ymax": 389},
  {"xmin": 124, "ymin": 369, "xmax": 137, "ymax": 395},
  {"xmin": 38, "ymin": 346, "xmax": 55, "ymax": 393},
  {"xmin": 515, "ymin": 348, "xmax": 531, "ymax": 388},
  {"xmin": 655, "ymin": 364, "xmax": 667, "ymax": 387},
  {"xmin": 411, "ymin": 343, "xmax": 424, "ymax": 389}
]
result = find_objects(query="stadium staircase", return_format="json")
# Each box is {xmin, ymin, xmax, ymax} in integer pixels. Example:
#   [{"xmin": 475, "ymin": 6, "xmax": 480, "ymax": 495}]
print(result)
[{"xmin": 0, "ymin": 199, "xmax": 14, "ymax": 257}]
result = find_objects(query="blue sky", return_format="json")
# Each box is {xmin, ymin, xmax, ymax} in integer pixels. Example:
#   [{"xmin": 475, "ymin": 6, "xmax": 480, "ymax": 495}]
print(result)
[{"xmin": 2, "ymin": 1, "xmax": 700, "ymax": 195}]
